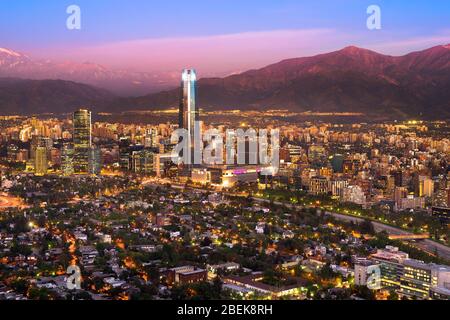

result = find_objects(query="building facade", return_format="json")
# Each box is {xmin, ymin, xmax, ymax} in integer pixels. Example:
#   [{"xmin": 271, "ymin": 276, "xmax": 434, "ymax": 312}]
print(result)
[
  {"xmin": 34, "ymin": 146, "xmax": 48, "ymax": 176},
  {"xmin": 73, "ymin": 109, "xmax": 92, "ymax": 175},
  {"xmin": 178, "ymin": 69, "xmax": 198, "ymax": 169}
]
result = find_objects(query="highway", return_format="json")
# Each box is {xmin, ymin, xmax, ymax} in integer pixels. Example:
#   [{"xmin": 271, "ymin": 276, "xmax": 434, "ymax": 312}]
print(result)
[
  {"xmin": 322, "ymin": 211, "xmax": 450, "ymax": 261},
  {"xmin": 140, "ymin": 180, "xmax": 450, "ymax": 261},
  {"xmin": 252, "ymin": 197, "xmax": 450, "ymax": 261}
]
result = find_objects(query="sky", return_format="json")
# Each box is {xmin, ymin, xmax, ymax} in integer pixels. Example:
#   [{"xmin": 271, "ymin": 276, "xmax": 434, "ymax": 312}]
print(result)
[{"xmin": 1, "ymin": 0, "xmax": 450, "ymax": 76}]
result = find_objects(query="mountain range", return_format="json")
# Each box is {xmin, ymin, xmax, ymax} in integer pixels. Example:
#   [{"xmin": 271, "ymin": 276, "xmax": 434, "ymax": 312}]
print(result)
[
  {"xmin": 109, "ymin": 44, "xmax": 450, "ymax": 119},
  {"xmin": 0, "ymin": 77, "xmax": 114, "ymax": 115},
  {"xmin": 0, "ymin": 45, "xmax": 449, "ymax": 119},
  {"xmin": 0, "ymin": 48, "xmax": 177, "ymax": 96}
]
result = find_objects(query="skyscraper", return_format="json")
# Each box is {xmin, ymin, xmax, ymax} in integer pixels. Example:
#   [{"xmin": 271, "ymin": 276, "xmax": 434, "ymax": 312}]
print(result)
[
  {"xmin": 61, "ymin": 143, "xmax": 74, "ymax": 176},
  {"xmin": 422, "ymin": 177, "xmax": 434, "ymax": 198},
  {"xmin": 179, "ymin": 69, "xmax": 198, "ymax": 134},
  {"xmin": 145, "ymin": 128, "xmax": 158, "ymax": 148},
  {"xmin": 179, "ymin": 69, "xmax": 198, "ymax": 168},
  {"xmin": 88, "ymin": 146, "xmax": 102, "ymax": 176},
  {"xmin": 73, "ymin": 109, "xmax": 92, "ymax": 175},
  {"xmin": 131, "ymin": 149, "xmax": 154, "ymax": 174},
  {"xmin": 35, "ymin": 146, "xmax": 48, "ymax": 176}
]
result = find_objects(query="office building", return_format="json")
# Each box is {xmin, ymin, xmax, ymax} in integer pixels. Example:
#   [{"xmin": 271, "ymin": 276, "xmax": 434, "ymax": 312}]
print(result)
[
  {"xmin": 73, "ymin": 109, "xmax": 92, "ymax": 174},
  {"xmin": 413, "ymin": 175, "xmax": 433, "ymax": 197},
  {"xmin": 178, "ymin": 69, "xmax": 198, "ymax": 169},
  {"xmin": 370, "ymin": 246, "xmax": 409, "ymax": 290},
  {"xmin": 368, "ymin": 246, "xmax": 450, "ymax": 299},
  {"xmin": 397, "ymin": 195, "xmax": 425, "ymax": 211},
  {"xmin": 400, "ymin": 259, "xmax": 433, "ymax": 299},
  {"xmin": 394, "ymin": 186, "xmax": 408, "ymax": 208},
  {"xmin": 329, "ymin": 178, "xmax": 349, "ymax": 198},
  {"xmin": 309, "ymin": 176, "xmax": 329, "ymax": 195},
  {"xmin": 191, "ymin": 165, "xmax": 267, "ymax": 188},
  {"xmin": 144, "ymin": 128, "xmax": 158, "ymax": 148},
  {"xmin": 131, "ymin": 149, "xmax": 154, "ymax": 174},
  {"xmin": 61, "ymin": 143, "xmax": 74, "ymax": 176},
  {"xmin": 354, "ymin": 259, "xmax": 379, "ymax": 286},
  {"xmin": 34, "ymin": 146, "xmax": 48, "ymax": 176},
  {"xmin": 154, "ymin": 153, "xmax": 175, "ymax": 177},
  {"xmin": 88, "ymin": 146, "xmax": 102, "ymax": 175}
]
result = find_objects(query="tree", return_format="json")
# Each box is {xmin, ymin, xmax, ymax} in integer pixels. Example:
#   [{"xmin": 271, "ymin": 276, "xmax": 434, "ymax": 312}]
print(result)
[
  {"xmin": 200, "ymin": 237, "xmax": 212, "ymax": 247},
  {"xmin": 352, "ymin": 285, "xmax": 376, "ymax": 300},
  {"xmin": 319, "ymin": 263, "xmax": 338, "ymax": 280},
  {"xmin": 262, "ymin": 268, "xmax": 283, "ymax": 287},
  {"xmin": 10, "ymin": 242, "xmax": 32, "ymax": 257},
  {"xmin": 359, "ymin": 219, "xmax": 375, "ymax": 235},
  {"xmin": 212, "ymin": 277, "xmax": 223, "ymax": 298},
  {"xmin": 11, "ymin": 278, "xmax": 28, "ymax": 294},
  {"xmin": 28, "ymin": 287, "xmax": 52, "ymax": 300}
]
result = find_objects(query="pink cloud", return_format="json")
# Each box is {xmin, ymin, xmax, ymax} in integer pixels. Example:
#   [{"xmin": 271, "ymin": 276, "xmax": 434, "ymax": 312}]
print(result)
[
  {"xmin": 41, "ymin": 29, "xmax": 450, "ymax": 77},
  {"xmin": 49, "ymin": 29, "xmax": 346, "ymax": 77}
]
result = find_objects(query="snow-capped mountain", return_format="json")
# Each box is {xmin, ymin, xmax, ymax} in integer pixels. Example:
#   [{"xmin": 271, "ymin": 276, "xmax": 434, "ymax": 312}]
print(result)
[
  {"xmin": 0, "ymin": 48, "xmax": 31, "ymax": 69},
  {"xmin": 0, "ymin": 47, "xmax": 177, "ymax": 96}
]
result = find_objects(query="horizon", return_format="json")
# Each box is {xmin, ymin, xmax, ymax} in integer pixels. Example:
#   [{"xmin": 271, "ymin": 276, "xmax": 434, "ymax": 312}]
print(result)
[{"xmin": 1, "ymin": 42, "xmax": 449, "ymax": 83}]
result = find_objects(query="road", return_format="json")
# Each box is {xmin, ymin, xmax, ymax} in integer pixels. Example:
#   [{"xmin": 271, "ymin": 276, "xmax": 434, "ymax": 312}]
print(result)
[
  {"xmin": 252, "ymin": 197, "xmax": 450, "ymax": 261},
  {"xmin": 328, "ymin": 212, "xmax": 450, "ymax": 261},
  {"xmin": 140, "ymin": 180, "xmax": 450, "ymax": 261}
]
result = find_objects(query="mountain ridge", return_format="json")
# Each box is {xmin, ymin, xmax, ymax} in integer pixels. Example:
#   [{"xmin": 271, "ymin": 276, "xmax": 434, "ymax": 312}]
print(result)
[
  {"xmin": 0, "ymin": 77, "xmax": 115, "ymax": 115},
  {"xmin": 0, "ymin": 48, "xmax": 177, "ymax": 96},
  {"xmin": 0, "ymin": 44, "xmax": 449, "ymax": 119},
  {"xmin": 103, "ymin": 44, "xmax": 450, "ymax": 119}
]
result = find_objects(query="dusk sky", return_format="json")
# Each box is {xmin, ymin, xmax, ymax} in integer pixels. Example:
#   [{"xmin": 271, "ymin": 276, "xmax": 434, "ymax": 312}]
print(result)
[{"xmin": 1, "ymin": 0, "xmax": 450, "ymax": 76}]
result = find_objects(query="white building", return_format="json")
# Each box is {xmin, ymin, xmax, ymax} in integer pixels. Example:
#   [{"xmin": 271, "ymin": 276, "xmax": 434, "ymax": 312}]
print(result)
[
  {"xmin": 354, "ymin": 259, "xmax": 378, "ymax": 286},
  {"xmin": 342, "ymin": 185, "xmax": 366, "ymax": 205}
]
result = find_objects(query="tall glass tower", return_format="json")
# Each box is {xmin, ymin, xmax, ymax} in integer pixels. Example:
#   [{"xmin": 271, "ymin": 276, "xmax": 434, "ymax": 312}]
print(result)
[
  {"xmin": 179, "ymin": 69, "xmax": 199, "ymax": 167},
  {"xmin": 179, "ymin": 70, "xmax": 198, "ymax": 139},
  {"xmin": 73, "ymin": 109, "xmax": 92, "ymax": 174}
]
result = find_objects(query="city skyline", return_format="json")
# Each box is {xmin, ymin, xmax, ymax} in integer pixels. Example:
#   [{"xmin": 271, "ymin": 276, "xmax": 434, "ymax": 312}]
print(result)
[
  {"xmin": 0, "ymin": 1, "xmax": 448, "ymax": 306},
  {"xmin": 0, "ymin": 68, "xmax": 449, "ymax": 303}
]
